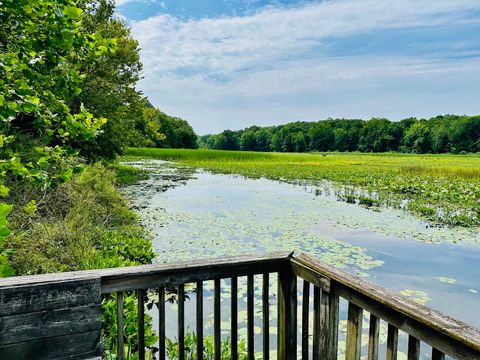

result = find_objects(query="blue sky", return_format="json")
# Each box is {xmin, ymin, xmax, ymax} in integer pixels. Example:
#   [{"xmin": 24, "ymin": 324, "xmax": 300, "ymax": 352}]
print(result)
[{"xmin": 115, "ymin": 0, "xmax": 480, "ymax": 134}]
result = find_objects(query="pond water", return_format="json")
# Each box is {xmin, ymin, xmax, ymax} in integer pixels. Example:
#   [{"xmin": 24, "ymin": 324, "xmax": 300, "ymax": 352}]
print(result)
[{"xmin": 122, "ymin": 160, "xmax": 479, "ymax": 358}]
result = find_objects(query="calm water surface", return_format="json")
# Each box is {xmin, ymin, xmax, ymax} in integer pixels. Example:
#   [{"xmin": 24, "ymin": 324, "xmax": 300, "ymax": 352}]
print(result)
[{"xmin": 122, "ymin": 160, "xmax": 479, "ymax": 358}]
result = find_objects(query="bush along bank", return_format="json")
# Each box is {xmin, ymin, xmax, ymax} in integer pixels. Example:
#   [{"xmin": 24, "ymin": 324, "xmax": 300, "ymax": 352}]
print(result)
[{"xmin": 6, "ymin": 163, "xmax": 158, "ymax": 358}]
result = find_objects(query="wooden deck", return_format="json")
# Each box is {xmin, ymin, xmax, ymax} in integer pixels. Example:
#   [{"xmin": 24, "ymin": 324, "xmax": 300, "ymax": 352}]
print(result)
[{"xmin": 0, "ymin": 252, "xmax": 479, "ymax": 359}]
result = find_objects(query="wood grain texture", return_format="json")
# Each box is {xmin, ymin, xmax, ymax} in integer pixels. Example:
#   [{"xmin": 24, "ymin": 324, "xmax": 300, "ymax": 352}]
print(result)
[
  {"xmin": 368, "ymin": 314, "xmax": 380, "ymax": 360},
  {"xmin": 327, "ymin": 287, "xmax": 339, "ymax": 360},
  {"xmin": 346, "ymin": 302, "xmax": 362, "ymax": 360},
  {"xmin": 277, "ymin": 266, "xmax": 297, "ymax": 360},
  {"xmin": 117, "ymin": 292, "xmax": 124, "ymax": 360},
  {"xmin": 0, "ymin": 278, "xmax": 101, "ymax": 316},
  {"xmin": 407, "ymin": 335, "xmax": 420, "ymax": 360},
  {"xmin": 386, "ymin": 324, "xmax": 398, "ymax": 360},
  {"xmin": 319, "ymin": 288, "xmax": 331, "ymax": 358},
  {"xmin": 0, "ymin": 304, "xmax": 100, "ymax": 345},
  {"xmin": 0, "ymin": 330, "xmax": 101, "ymax": 360}
]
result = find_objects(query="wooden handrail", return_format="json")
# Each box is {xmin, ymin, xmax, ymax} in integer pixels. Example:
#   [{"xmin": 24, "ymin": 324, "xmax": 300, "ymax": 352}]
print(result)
[
  {"xmin": 1, "ymin": 251, "xmax": 480, "ymax": 360},
  {"xmin": 291, "ymin": 252, "xmax": 480, "ymax": 359}
]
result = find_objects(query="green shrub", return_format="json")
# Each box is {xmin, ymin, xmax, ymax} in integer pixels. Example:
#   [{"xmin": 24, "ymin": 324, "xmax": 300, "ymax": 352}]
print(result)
[
  {"xmin": 7, "ymin": 164, "xmax": 152, "ymax": 274},
  {"xmin": 102, "ymin": 292, "xmax": 158, "ymax": 360},
  {"xmin": 166, "ymin": 330, "xmax": 248, "ymax": 360}
]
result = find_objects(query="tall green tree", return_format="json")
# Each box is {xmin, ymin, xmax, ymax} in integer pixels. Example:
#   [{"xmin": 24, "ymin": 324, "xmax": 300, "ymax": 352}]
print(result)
[
  {"xmin": 0, "ymin": 0, "xmax": 112, "ymax": 276},
  {"xmin": 75, "ymin": 0, "xmax": 147, "ymax": 160}
]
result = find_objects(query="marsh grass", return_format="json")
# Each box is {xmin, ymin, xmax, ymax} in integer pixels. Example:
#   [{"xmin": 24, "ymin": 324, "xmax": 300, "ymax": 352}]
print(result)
[
  {"xmin": 401, "ymin": 164, "xmax": 480, "ymax": 180},
  {"xmin": 125, "ymin": 148, "xmax": 480, "ymax": 226}
]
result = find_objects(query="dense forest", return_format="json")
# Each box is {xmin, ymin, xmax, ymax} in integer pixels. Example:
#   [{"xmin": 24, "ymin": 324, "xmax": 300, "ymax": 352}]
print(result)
[{"xmin": 199, "ymin": 115, "xmax": 480, "ymax": 154}]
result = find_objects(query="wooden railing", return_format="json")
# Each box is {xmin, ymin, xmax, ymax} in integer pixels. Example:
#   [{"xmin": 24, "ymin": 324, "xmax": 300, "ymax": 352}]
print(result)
[{"xmin": 1, "ymin": 252, "xmax": 480, "ymax": 359}]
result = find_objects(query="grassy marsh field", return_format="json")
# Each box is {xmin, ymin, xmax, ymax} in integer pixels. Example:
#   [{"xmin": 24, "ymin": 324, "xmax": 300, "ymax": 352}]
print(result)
[{"xmin": 125, "ymin": 148, "xmax": 480, "ymax": 227}]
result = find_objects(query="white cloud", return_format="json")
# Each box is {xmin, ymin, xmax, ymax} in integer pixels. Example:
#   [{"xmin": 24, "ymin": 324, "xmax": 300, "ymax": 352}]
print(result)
[
  {"xmin": 129, "ymin": 0, "xmax": 480, "ymax": 133},
  {"xmin": 115, "ymin": 0, "xmax": 157, "ymax": 6}
]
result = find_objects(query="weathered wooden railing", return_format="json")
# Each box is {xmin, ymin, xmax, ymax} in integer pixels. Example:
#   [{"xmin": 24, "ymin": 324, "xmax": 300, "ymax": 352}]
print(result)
[{"xmin": 1, "ymin": 252, "xmax": 480, "ymax": 359}]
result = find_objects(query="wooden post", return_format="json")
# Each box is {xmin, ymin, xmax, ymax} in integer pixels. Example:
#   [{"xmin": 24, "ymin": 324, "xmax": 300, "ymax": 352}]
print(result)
[
  {"xmin": 313, "ymin": 286, "xmax": 321, "ymax": 360},
  {"xmin": 407, "ymin": 336, "xmax": 420, "ymax": 360},
  {"xmin": 231, "ymin": 276, "xmax": 238, "ymax": 360},
  {"xmin": 178, "ymin": 284, "xmax": 185, "ymax": 360},
  {"xmin": 319, "ymin": 289, "xmax": 331, "ymax": 358},
  {"xmin": 327, "ymin": 287, "xmax": 339, "ymax": 360},
  {"xmin": 196, "ymin": 281, "xmax": 203, "ymax": 359},
  {"xmin": 345, "ymin": 302, "xmax": 362, "ymax": 360},
  {"xmin": 117, "ymin": 292, "xmax": 124, "ymax": 360},
  {"xmin": 158, "ymin": 287, "xmax": 166, "ymax": 360},
  {"xmin": 386, "ymin": 324, "xmax": 398, "ymax": 360},
  {"xmin": 137, "ymin": 289, "xmax": 145, "ymax": 360},
  {"xmin": 214, "ymin": 279, "xmax": 221, "ymax": 360},
  {"xmin": 278, "ymin": 266, "xmax": 297, "ymax": 360},
  {"xmin": 247, "ymin": 275, "xmax": 254, "ymax": 359},
  {"xmin": 263, "ymin": 273, "xmax": 270, "ymax": 360},
  {"xmin": 301, "ymin": 280, "xmax": 310, "ymax": 360},
  {"xmin": 368, "ymin": 314, "xmax": 380, "ymax": 360}
]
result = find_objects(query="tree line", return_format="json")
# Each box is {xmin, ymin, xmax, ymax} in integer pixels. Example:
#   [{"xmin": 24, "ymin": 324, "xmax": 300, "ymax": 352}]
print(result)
[{"xmin": 199, "ymin": 115, "xmax": 480, "ymax": 154}]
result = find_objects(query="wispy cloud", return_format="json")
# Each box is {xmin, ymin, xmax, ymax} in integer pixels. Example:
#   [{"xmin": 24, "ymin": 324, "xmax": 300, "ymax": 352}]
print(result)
[{"xmin": 130, "ymin": 0, "xmax": 480, "ymax": 133}]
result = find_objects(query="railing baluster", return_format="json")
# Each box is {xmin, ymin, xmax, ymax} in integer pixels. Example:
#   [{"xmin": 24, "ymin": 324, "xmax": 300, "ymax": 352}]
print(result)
[
  {"xmin": 117, "ymin": 291, "xmax": 124, "ymax": 360},
  {"xmin": 319, "ymin": 289, "xmax": 331, "ymax": 357},
  {"xmin": 313, "ymin": 286, "xmax": 321, "ymax": 360},
  {"xmin": 432, "ymin": 348, "xmax": 445, "ymax": 360},
  {"xmin": 302, "ymin": 280, "xmax": 310, "ymax": 360},
  {"xmin": 247, "ymin": 274, "xmax": 255, "ymax": 359},
  {"xmin": 328, "ymin": 287, "xmax": 339, "ymax": 360},
  {"xmin": 346, "ymin": 302, "xmax": 362, "ymax": 360},
  {"xmin": 231, "ymin": 276, "xmax": 238, "ymax": 360},
  {"xmin": 137, "ymin": 289, "xmax": 145, "ymax": 360},
  {"xmin": 214, "ymin": 279, "xmax": 221, "ymax": 360},
  {"xmin": 196, "ymin": 281, "xmax": 203, "ymax": 359},
  {"xmin": 278, "ymin": 268, "xmax": 297, "ymax": 360},
  {"xmin": 158, "ymin": 287, "xmax": 166, "ymax": 360},
  {"xmin": 178, "ymin": 284, "xmax": 185, "ymax": 360},
  {"xmin": 407, "ymin": 335, "xmax": 420, "ymax": 360},
  {"xmin": 368, "ymin": 314, "xmax": 379, "ymax": 360},
  {"xmin": 386, "ymin": 324, "xmax": 398, "ymax": 360},
  {"xmin": 263, "ymin": 273, "xmax": 270, "ymax": 360}
]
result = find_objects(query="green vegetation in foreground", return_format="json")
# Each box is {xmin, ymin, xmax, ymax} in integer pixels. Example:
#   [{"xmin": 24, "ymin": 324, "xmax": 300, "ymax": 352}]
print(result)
[
  {"xmin": 126, "ymin": 148, "xmax": 480, "ymax": 227},
  {"xmin": 6, "ymin": 164, "xmax": 158, "ymax": 358}
]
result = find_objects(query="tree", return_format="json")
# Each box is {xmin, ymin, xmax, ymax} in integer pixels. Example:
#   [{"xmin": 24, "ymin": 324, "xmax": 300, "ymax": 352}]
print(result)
[
  {"xmin": 75, "ymin": 0, "xmax": 146, "ymax": 160},
  {"xmin": 0, "ymin": 0, "xmax": 112, "ymax": 276},
  {"xmin": 240, "ymin": 131, "xmax": 257, "ymax": 151},
  {"xmin": 403, "ymin": 122, "xmax": 431, "ymax": 153},
  {"xmin": 309, "ymin": 123, "xmax": 334, "ymax": 151}
]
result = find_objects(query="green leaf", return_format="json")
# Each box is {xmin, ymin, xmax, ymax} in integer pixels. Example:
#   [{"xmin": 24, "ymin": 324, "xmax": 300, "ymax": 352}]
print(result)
[
  {"xmin": 63, "ymin": 6, "xmax": 82, "ymax": 19},
  {"xmin": 0, "ymin": 203, "xmax": 13, "ymax": 222}
]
